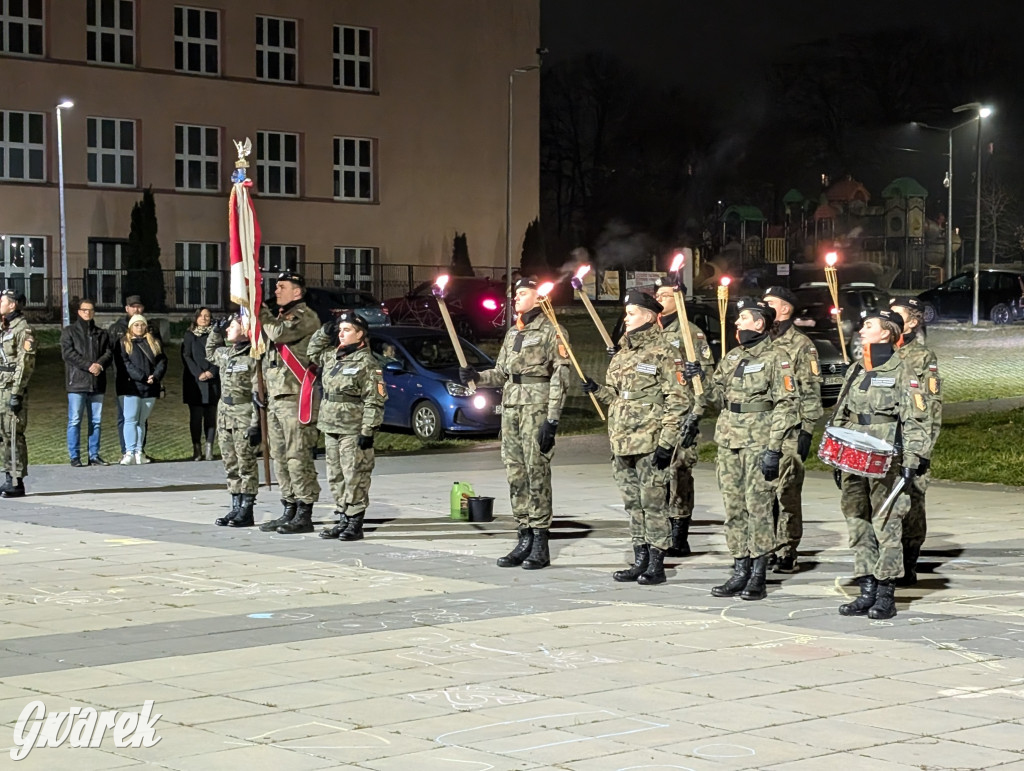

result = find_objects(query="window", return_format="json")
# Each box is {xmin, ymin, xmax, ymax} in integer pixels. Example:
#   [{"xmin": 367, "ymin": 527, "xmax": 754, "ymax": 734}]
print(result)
[
  {"xmin": 175, "ymin": 124, "xmax": 219, "ymax": 192},
  {"xmin": 174, "ymin": 6, "xmax": 219, "ymax": 75},
  {"xmin": 0, "ymin": 0, "xmax": 44, "ymax": 56},
  {"xmin": 0, "ymin": 234, "xmax": 45, "ymax": 305},
  {"xmin": 334, "ymin": 246, "xmax": 376, "ymax": 293},
  {"xmin": 0, "ymin": 111, "xmax": 44, "ymax": 182},
  {"xmin": 333, "ymin": 137, "xmax": 373, "ymax": 201},
  {"xmin": 87, "ymin": 117, "xmax": 136, "ymax": 186},
  {"xmin": 255, "ymin": 15, "xmax": 296, "ymax": 82},
  {"xmin": 260, "ymin": 244, "xmax": 301, "ymax": 297},
  {"xmin": 86, "ymin": 238, "xmax": 127, "ymax": 307},
  {"xmin": 87, "ymin": 0, "xmax": 135, "ymax": 66},
  {"xmin": 256, "ymin": 131, "xmax": 298, "ymax": 197},
  {"xmin": 175, "ymin": 242, "xmax": 222, "ymax": 308},
  {"xmin": 333, "ymin": 25, "xmax": 372, "ymax": 90}
]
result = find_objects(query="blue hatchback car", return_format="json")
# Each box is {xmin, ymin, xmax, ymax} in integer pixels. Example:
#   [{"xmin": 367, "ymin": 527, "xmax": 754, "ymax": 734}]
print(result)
[{"xmin": 367, "ymin": 326, "xmax": 503, "ymax": 441}]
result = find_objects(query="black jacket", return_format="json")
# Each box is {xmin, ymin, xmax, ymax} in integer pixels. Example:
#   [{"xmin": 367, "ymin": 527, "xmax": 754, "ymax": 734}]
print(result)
[
  {"xmin": 181, "ymin": 328, "xmax": 220, "ymax": 406},
  {"xmin": 119, "ymin": 337, "xmax": 168, "ymax": 399},
  {"xmin": 109, "ymin": 315, "xmax": 162, "ymax": 396},
  {"xmin": 61, "ymin": 318, "xmax": 113, "ymax": 394}
]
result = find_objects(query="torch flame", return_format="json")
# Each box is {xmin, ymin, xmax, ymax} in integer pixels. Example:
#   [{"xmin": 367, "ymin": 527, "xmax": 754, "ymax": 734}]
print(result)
[
  {"xmin": 537, "ymin": 281, "xmax": 555, "ymax": 297},
  {"xmin": 720, "ymin": 276, "xmax": 731, "ymax": 287},
  {"xmin": 825, "ymin": 252, "xmax": 838, "ymax": 267},
  {"xmin": 435, "ymin": 274, "xmax": 450, "ymax": 291},
  {"xmin": 670, "ymin": 252, "xmax": 685, "ymax": 272},
  {"xmin": 574, "ymin": 264, "xmax": 591, "ymax": 281}
]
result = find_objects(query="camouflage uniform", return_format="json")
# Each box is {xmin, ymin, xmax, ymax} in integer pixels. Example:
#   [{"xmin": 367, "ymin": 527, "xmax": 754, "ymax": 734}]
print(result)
[
  {"xmin": 259, "ymin": 301, "xmax": 321, "ymax": 504},
  {"xmin": 206, "ymin": 330, "xmax": 259, "ymax": 496},
  {"xmin": 699, "ymin": 336, "xmax": 799, "ymax": 559},
  {"xmin": 476, "ymin": 308, "xmax": 569, "ymax": 529},
  {"xmin": 307, "ymin": 328, "xmax": 386, "ymax": 517},
  {"xmin": 832, "ymin": 353, "xmax": 933, "ymax": 581},
  {"xmin": 770, "ymin": 322, "xmax": 823, "ymax": 562},
  {"xmin": 0, "ymin": 311, "xmax": 35, "ymax": 483},
  {"xmin": 592, "ymin": 324, "xmax": 688, "ymax": 550}
]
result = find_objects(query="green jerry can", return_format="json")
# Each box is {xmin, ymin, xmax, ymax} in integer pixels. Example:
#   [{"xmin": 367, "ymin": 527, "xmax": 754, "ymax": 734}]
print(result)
[{"xmin": 450, "ymin": 481, "xmax": 475, "ymax": 521}]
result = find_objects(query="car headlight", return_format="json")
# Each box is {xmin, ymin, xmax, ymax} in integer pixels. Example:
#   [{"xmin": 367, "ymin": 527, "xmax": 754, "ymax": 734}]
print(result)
[
  {"xmin": 446, "ymin": 382, "xmax": 471, "ymax": 397},
  {"xmin": 472, "ymin": 394, "xmax": 487, "ymax": 410}
]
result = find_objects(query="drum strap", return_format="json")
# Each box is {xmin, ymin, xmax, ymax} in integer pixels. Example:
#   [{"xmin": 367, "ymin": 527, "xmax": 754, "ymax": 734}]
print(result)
[
  {"xmin": 825, "ymin": 363, "xmax": 863, "ymax": 428},
  {"xmin": 855, "ymin": 413, "xmax": 898, "ymax": 425},
  {"xmin": 732, "ymin": 359, "xmax": 748, "ymax": 379}
]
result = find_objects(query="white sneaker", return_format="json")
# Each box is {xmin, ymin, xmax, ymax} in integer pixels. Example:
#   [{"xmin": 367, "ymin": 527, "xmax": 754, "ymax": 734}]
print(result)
[
  {"xmin": 134, "ymin": 452, "xmax": 150, "ymax": 464},
  {"xmin": 119, "ymin": 452, "xmax": 134, "ymax": 466}
]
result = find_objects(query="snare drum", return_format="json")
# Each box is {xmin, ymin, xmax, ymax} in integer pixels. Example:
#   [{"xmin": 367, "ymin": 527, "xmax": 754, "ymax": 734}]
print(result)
[{"xmin": 818, "ymin": 426, "xmax": 894, "ymax": 478}]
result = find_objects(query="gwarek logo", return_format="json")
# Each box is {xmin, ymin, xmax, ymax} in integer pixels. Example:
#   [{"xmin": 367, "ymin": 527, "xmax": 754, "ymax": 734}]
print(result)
[{"xmin": 10, "ymin": 700, "xmax": 162, "ymax": 760}]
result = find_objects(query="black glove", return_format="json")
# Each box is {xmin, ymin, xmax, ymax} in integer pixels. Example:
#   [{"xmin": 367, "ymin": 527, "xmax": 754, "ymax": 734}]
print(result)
[
  {"xmin": 321, "ymin": 319, "xmax": 339, "ymax": 340},
  {"xmin": 680, "ymin": 413, "xmax": 700, "ymax": 448},
  {"xmin": 606, "ymin": 345, "xmax": 620, "ymax": 357},
  {"xmin": 8, "ymin": 394, "xmax": 21, "ymax": 414},
  {"xmin": 251, "ymin": 391, "xmax": 265, "ymax": 409},
  {"xmin": 916, "ymin": 457, "xmax": 931, "ymax": 475},
  {"xmin": 833, "ymin": 467, "xmax": 843, "ymax": 490},
  {"xmin": 653, "ymin": 444, "xmax": 674, "ymax": 470},
  {"xmin": 760, "ymin": 449, "xmax": 782, "ymax": 481},
  {"xmin": 797, "ymin": 430, "xmax": 813, "ymax": 462},
  {"xmin": 537, "ymin": 419, "xmax": 558, "ymax": 453},
  {"xmin": 213, "ymin": 316, "xmax": 231, "ymax": 334},
  {"xmin": 245, "ymin": 425, "xmax": 261, "ymax": 447},
  {"xmin": 682, "ymin": 360, "xmax": 703, "ymax": 381},
  {"xmin": 901, "ymin": 465, "xmax": 917, "ymax": 484},
  {"xmin": 580, "ymin": 376, "xmax": 600, "ymax": 394},
  {"xmin": 458, "ymin": 366, "xmax": 479, "ymax": 386},
  {"xmin": 357, "ymin": 434, "xmax": 374, "ymax": 450}
]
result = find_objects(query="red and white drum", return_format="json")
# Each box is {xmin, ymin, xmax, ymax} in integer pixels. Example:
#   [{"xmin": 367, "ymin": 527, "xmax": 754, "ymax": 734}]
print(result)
[{"xmin": 818, "ymin": 427, "xmax": 894, "ymax": 478}]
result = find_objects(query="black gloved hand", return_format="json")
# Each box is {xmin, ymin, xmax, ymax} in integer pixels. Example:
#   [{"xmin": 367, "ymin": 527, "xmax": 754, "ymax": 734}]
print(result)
[
  {"xmin": 653, "ymin": 444, "xmax": 674, "ymax": 470},
  {"xmin": 682, "ymin": 360, "xmax": 703, "ymax": 381},
  {"xmin": 537, "ymin": 419, "xmax": 558, "ymax": 453},
  {"xmin": 321, "ymin": 319, "xmax": 339, "ymax": 340},
  {"xmin": 580, "ymin": 376, "xmax": 600, "ymax": 394},
  {"xmin": 458, "ymin": 366, "xmax": 479, "ymax": 386},
  {"xmin": 901, "ymin": 465, "xmax": 917, "ymax": 484},
  {"xmin": 606, "ymin": 345, "xmax": 620, "ymax": 357},
  {"xmin": 357, "ymin": 434, "xmax": 374, "ymax": 450},
  {"xmin": 833, "ymin": 467, "xmax": 843, "ymax": 490},
  {"xmin": 760, "ymin": 449, "xmax": 782, "ymax": 481},
  {"xmin": 245, "ymin": 425, "xmax": 261, "ymax": 447},
  {"xmin": 8, "ymin": 394, "xmax": 22, "ymax": 414},
  {"xmin": 917, "ymin": 457, "xmax": 931, "ymax": 475},
  {"xmin": 797, "ymin": 430, "xmax": 813, "ymax": 462},
  {"xmin": 251, "ymin": 391, "xmax": 265, "ymax": 409},
  {"xmin": 213, "ymin": 316, "xmax": 231, "ymax": 334},
  {"xmin": 680, "ymin": 413, "xmax": 700, "ymax": 448}
]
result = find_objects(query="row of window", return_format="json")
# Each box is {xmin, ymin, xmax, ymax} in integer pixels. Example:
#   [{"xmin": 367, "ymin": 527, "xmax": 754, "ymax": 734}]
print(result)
[
  {"xmin": 0, "ymin": 110, "xmax": 375, "ymax": 200},
  {"xmin": 0, "ymin": 1, "xmax": 374, "ymax": 90}
]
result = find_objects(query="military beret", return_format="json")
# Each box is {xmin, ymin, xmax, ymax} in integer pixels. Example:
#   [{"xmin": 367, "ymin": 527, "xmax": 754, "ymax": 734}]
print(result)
[
  {"xmin": 655, "ymin": 276, "xmax": 686, "ymax": 295},
  {"xmin": 763, "ymin": 285, "xmax": 798, "ymax": 308},
  {"xmin": 623, "ymin": 290, "xmax": 663, "ymax": 315},
  {"xmin": 889, "ymin": 296, "xmax": 923, "ymax": 312},
  {"xmin": 276, "ymin": 271, "xmax": 305, "ymax": 288},
  {"xmin": 514, "ymin": 277, "xmax": 538, "ymax": 292},
  {"xmin": 337, "ymin": 309, "xmax": 369, "ymax": 331},
  {"xmin": 861, "ymin": 307, "xmax": 905, "ymax": 333},
  {"xmin": 736, "ymin": 297, "xmax": 776, "ymax": 327},
  {"xmin": 0, "ymin": 288, "xmax": 23, "ymax": 304}
]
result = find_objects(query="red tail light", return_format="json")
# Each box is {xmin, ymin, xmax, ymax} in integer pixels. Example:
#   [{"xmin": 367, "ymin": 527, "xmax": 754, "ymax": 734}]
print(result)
[{"xmin": 482, "ymin": 298, "xmax": 498, "ymax": 311}]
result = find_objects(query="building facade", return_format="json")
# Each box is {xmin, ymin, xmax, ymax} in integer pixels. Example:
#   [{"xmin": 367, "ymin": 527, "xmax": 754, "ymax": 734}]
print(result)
[{"xmin": 0, "ymin": 0, "xmax": 540, "ymax": 312}]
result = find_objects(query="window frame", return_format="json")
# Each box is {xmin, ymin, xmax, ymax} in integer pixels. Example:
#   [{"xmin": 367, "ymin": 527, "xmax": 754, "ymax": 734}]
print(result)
[
  {"xmin": 173, "ymin": 5, "xmax": 220, "ymax": 76},
  {"xmin": 0, "ymin": 0, "xmax": 45, "ymax": 57},
  {"xmin": 86, "ymin": 116, "xmax": 137, "ymax": 188},
  {"xmin": 174, "ymin": 241, "xmax": 223, "ymax": 309},
  {"xmin": 0, "ymin": 110, "xmax": 45, "ymax": 182},
  {"xmin": 333, "ymin": 246, "xmax": 376, "ymax": 293},
  {"xmin": 87, "ymin": 0, "xmax": 136, "ymax": 67},
  {"xmin": 332, "ymin": 136, "xmax": 374, "ymax": 202},
  {"xmin": 174, "ymin": 123, "xmax": 220, "ymax": 192},
  {"xmin": 332, "ymin": 24, "xmax": 373, "ymax": 91},
  {"xmin": 256, "ymin": 130, "xmax": 300, "ymax": 198},
  {"xmin": 255, "ymin": 15, "xmax": 297, "ymax": 83},
  {"xmin": 0, "ymin": 234, "xmax": 46, "ymax": 306}
]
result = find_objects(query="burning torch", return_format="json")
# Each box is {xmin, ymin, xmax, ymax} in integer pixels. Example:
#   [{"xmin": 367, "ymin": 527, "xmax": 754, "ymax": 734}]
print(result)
[
  {"xmin": 717, "ymin": 276, "xmax": 730, "ymax": 361},
  {"xmin": 824, "ymin": 252, "xmax": 849, "ymax": 364},
  {"xmin": 668, "ymin": 252, "xmax": 703, "ymax": 396},
  {"xmin": 433, "ymin": 274, "xmax": 475, "ymax": 390},
  {"xmin": 570, "ymin": 264, "xmax": 615, "ymax": 350}
]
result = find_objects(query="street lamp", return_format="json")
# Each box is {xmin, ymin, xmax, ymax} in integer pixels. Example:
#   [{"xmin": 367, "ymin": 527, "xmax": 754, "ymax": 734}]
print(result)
[
  {"xmin": 56, "ymin": 99, "xmax": 74, "ymax": 327},
  {"xmin": 953, "ymin": 101, "xmax": 992, "ymax": 325},
  {"xmin": 505, "ymin": 64, "xmax": 539, "ymax": 328}
]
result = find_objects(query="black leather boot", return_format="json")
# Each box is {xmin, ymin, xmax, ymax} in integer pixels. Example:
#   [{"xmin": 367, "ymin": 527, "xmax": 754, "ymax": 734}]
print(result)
[
  {"xmin": 205, "ymin": 441, "xmax": 214, "ymax": 461},
  {"xmin": 339, "ymin": 513, "xmax": 364, "ymax": 541},
  {"xmin": 215, "ymin": 494, "xmax": 242, "ymax": 526},
  {"xmin": 0, "ymin": 473, "xmax": 13, "ymax": 494},
  {"xmin": 711, "ymin": 557, "xmax": 751, "ymax": 597},
  {"xmin": 839, "ymin": 575, "xmax": 877, "ymax": 616},
  {"xmin": 277, "ymin": 501, "xmax": 314, "ymax": 534},
  {"xmin": 613, "ymin": 544, "xmax": 649, "ymax": 582},
  {"xmin": 260, "ymin": 499, "xmax": 296, "ymax": 532},
  {"xmin": 229, "ymin": 494, "xmax": 256, "ymax": 528},
  {"xmin": 637, "ymin": 546, "xmax": 667, "ymax": 585},
  {"xmin": 741, "ymin": 555, "xmax": 769, "ymax": 600},
  {"xmin": 320, "ymin": 511, "xmax": 349, "ymax": 539},
  {"xmin": 192, "ymin": 442, "xmax": 202, "ymax": 461},
  {"xmin": 522, "ymin": 528, "xmax": 550, "ymax": 569},
  {"xmin": 2, "ymin": 478, "xmax": 25, "ymax": 498},
  {"xmin": 897, "ymin": 545, "xmax": 921, "ymax": 586},
  {"xmin": 666, "ymin": 518, "xmax": 692, "ymax": 557},
  {"xmin": 868, "ymin": 579, "xmax": 897, "ymax": 619},
  {"xmin": 497, "ymin": 527, "xmax": 533, "ymax": 567}
]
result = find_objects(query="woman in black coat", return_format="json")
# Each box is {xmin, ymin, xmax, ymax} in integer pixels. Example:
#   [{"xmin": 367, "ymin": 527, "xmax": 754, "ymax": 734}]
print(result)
[{"xmin": 181, "ymin": 307, "xmax": 220, "ymax": 460}]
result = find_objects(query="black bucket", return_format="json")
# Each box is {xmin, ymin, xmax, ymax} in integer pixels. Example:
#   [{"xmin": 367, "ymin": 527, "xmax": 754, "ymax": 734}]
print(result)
[{"xmin": 467, "ymin": 496, "xmax": 495, "ymax": 522}]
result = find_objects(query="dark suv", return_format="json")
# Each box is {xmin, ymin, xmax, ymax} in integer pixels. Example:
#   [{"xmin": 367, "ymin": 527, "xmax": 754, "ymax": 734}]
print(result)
[
  {"xmin": 916, "ymin": 269, "xmax": 1024, "ymax": 324},
  {"xmin": 299, "ymin": 286, "xmax": 390, "ymax": 327},
  {"xmin": 792, "ymin": 282, "xmax": 892, "ymax": 362},
  {"xmin": 383, "ymin": 277, "xmax": 506, "ymax": 341}
]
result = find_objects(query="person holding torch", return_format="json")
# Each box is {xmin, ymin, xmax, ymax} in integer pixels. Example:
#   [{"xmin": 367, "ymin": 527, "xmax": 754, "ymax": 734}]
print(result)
[{"xmin": 459, "ymin": 277, "xmax": 570, "ymax": 570}]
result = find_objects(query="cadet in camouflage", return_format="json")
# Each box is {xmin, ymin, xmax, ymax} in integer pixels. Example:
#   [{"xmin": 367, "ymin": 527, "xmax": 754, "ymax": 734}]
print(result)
[
  {"xmin": 461, "ymin": 278, "xmax": 570, "ymax": 570},
  {"xmin": 0, "ymin": 289, "xmax": 34, "ymax": 498},
  {"xmin": 692, "ymin": 299, "xmax": 799, "ymax": 601},
  {"xmin": 763, "ymin": 286, "xmax": 823, "ymax": 574},
  {"xmin": 830, "ymin": 308, "xmax": 934, "ymax": 621},
  {"xmin": 891, "ymin": 296, "xmax": 942, "ymax": 586},
  {"xmin": 308, "ymin": 311, "xmax": 386, "ymax": 543}
]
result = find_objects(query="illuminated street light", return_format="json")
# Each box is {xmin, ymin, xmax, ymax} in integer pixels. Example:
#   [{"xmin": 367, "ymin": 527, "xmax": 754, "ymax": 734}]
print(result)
[
  {"xmin": 56, "ymin": 99, "xmax": 74, "ymax": 327},
  {"xmin": 953, "ymin": 102, "xmax": 993, "ymax": 325}
]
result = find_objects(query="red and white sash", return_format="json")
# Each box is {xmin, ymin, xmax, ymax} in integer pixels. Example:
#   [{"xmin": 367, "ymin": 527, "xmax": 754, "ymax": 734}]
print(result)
[{"xmin": 277, "ymin": 343, "xmax": 317, "ymax": 425}]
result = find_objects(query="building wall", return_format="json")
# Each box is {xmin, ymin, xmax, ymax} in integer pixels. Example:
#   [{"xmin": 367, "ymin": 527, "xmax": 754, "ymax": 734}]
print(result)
[{"xmin": 0, "ymin": 0, "xmax": 540, "ymax": 306}]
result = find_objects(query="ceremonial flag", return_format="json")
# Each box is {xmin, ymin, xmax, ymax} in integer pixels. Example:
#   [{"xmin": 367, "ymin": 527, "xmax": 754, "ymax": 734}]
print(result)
[{"xmin": 228, "ymin": 137, "xmax": 264, "ymax": 356}]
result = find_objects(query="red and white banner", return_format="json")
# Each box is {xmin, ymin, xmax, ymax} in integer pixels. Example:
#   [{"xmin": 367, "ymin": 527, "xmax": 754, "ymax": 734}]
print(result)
[{"xmin": 228, "ymin": 178, "xmax": 264, "ymax": 356}]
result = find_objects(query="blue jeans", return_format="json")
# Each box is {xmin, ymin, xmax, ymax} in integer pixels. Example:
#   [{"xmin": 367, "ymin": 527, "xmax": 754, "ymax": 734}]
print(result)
[
  {"xmin": 121, "ymin": 396, "xmax": 156, "ymax": 454},
  {"xmin": 67, "ymin": 392, "xmax": 104, "ymax": 460}
]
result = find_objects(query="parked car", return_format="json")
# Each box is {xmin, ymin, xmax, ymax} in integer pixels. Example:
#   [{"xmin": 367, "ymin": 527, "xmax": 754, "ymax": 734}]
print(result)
[
  {"xmin": 916, "ymin": 269, "xmax": 1024, "ymax": 324},
  {"xmin": 368, "ymin": 326, "xmax": 502, "ymax": 441},
  {"xmin": 810, "ymin": 337, "xmax": 851, "ymax": 406},
  {"xmin": 383, "ymin": 277, "xmax": 506, "ymax": 341},
  {"xmin": 302, "ymin": 286, "xmax": 390, "ymax": 327},
  {"xmin": 792, "ymin": 282, "xmax": 892, "ymax": 361}
]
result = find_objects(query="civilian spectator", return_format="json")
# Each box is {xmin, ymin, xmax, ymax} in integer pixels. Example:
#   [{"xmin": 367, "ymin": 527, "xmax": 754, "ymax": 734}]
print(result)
[
  {"xmin": 181, "ymin": 307, "xmax": 220, "ymax": 460},
  {"xmin": 118, "ymin": 315, "xmax": 166, "ymax": 465},
  {"xmin": 60, "ymin": 299, "xmax": 112, "ymax": 466}
]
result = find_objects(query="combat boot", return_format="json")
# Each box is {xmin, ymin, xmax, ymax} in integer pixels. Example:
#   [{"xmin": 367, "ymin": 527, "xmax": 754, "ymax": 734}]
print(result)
[
  {"xmin": 868, "ymin": 579, "xmax": 897, "ymax": 619},
  {"xmin": 229, "ymin": 494, "xmax": 256, "ymax": 528},
  {"xmin": 666, "ymin": 518, "xmax": 692, "ymax": 557},
  {"xmin": 838, "ymin": 575, "xmax": 877, "ymax": 616},
  {"xmin": 277, "ymin": 501, "xmax": 314, "ymax": 534},
  {"xmin": 497, "ymin": 527, "xmax": 533, "ymax": 567},
  {"xmin": 637, "ymin": 546, "xmax": 667, "ymax": 585},
  {"xmin": 613, "ymin": 544, "xmax": 649, "ymax": 582},
  {"xmin": 711, "ymin": 557, "xmax": 751, "ymax": 597},
  {"xmin": 191, "ymin": 443, "xmax": 202, "ymax": 461},
  {"xmin": 741, "ymin": 555, "xmax": 769, "ymax": 600},
  {"xmin": 339, "ymin": 513, "xmax": 364, "ymax": 541},
  {"xmin": 897, "ymin": 545, "xmax": 920, "ymax": 586},
  {"xmin": 320, "ymin": 511, "xmax": 350, "ymax": 539},
  {"xmin": 215, "ymin": 493, "xmax": 242, "ymax": 526},
  {"xmin": 259, "ymin": 499, "xmax": 296, "ymax": 531},
  {"xmin": 1, "ymin": 478, "xmax": 25, "ymax": 498},
  {"xmin": 522, "ymin": 528, "xmax": 550, "ymax": 570}
]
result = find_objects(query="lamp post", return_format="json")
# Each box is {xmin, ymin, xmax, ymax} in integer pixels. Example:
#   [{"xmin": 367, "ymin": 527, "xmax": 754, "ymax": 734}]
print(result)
[
  {"xmin": 505, "ymin": 64, "xmax": 539, "ymax": 328},
  {"xmin": 56, "ymin": 99, "xmax": 73, "ymax": 327},
  {"xmin": 952, "ymin": 102, "xmax": 992, "ymax": 325}
]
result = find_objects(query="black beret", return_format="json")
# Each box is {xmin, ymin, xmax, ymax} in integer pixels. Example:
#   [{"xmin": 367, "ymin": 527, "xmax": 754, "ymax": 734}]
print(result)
[
  {"xmin": 889, "ymin": 296, "xmax": 923, "ymax": 312},
  {"xmin": 763, "ymin": 285, "xmax": 798, "ymax": 308},
  {"xmin": 655, "ymin": 276, "xmax": 686, "ymax": 295},
  {"xmin": 337, "ymin": 310, "xmax": 369, "ymax": 331},
  {"xmin": 276, "ymin": 271, "xmax": 305, "ymax": 288},
  {"xmin": 0, "ymin": 288, "xmax": 23, "ymax": 304},
  {"xmin": 623, "ymin": 290, "xmax": 663, "ymax": 315},
  {"xmin": 736, "ymin": 297, "xmax": 776, "ymax": 327},
  {"xmin": 514, "ymin": 277, "xmax": 538, "ymax": 292},
  {"xmin": 861, "ymin": 307, "xmax": 905, "ymax": 333}
]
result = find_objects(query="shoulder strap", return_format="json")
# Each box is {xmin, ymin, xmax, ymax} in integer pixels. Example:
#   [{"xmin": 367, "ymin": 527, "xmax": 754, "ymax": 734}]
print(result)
[{"xmin": 825, "ymin": 362, "xmax": 863, "ymax": 427}]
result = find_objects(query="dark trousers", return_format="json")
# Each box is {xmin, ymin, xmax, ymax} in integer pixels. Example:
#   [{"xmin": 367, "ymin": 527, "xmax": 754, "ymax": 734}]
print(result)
[{"xmin": 189, "ymin": 403, "xmax": 218, "ymax": 444}]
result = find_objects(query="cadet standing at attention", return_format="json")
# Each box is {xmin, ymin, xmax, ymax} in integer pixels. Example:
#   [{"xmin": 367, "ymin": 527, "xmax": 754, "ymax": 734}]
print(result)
[
  {"xmin": 459, "ymin": 277, "xmax": 570, "ymax": 570},
  {"xmin": 0, "ymin": 289, "xmax": 34, "ymax": 498}
]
